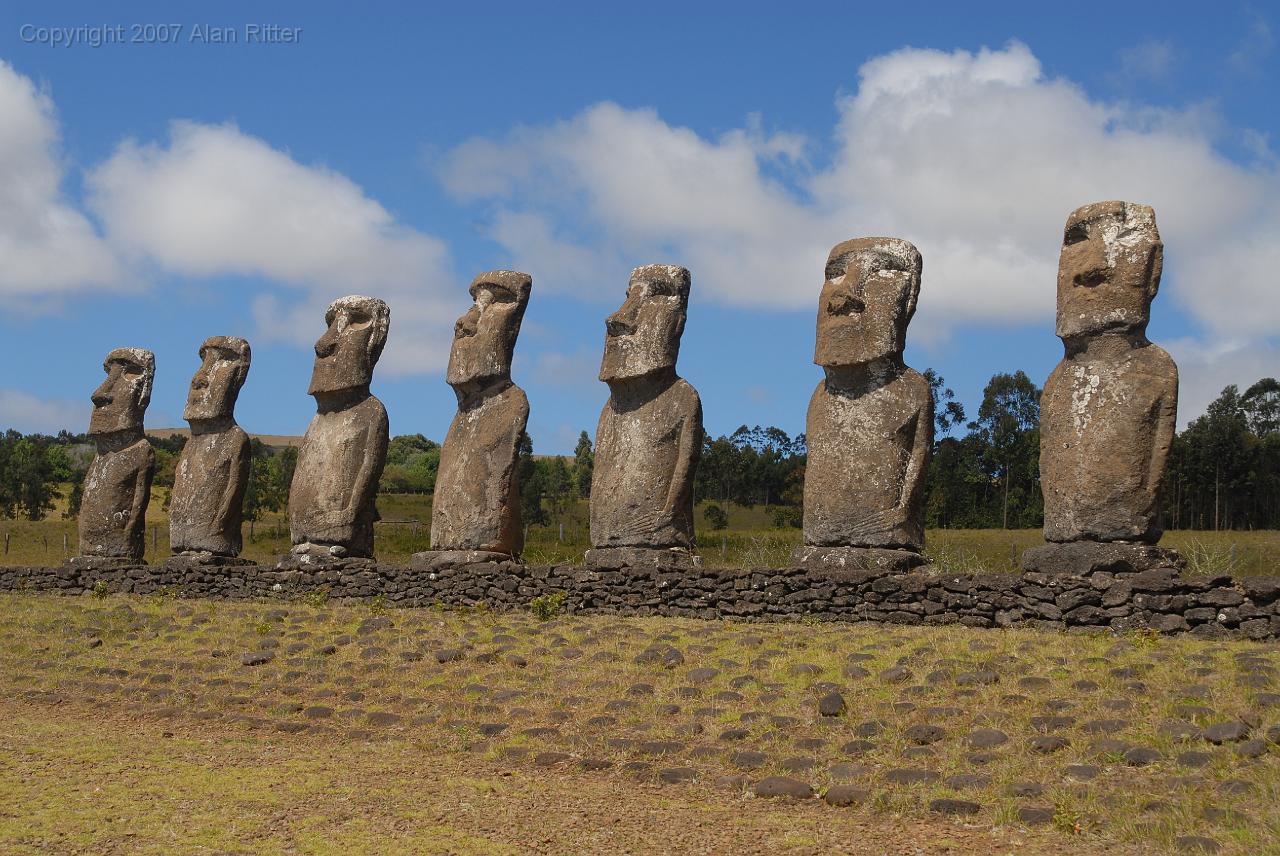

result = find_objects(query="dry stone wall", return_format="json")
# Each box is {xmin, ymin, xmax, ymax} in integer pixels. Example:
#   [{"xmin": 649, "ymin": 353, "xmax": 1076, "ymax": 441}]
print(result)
[{"xmin": 4, "ymin": 562, "xmax": 1279, "ymax": 640}]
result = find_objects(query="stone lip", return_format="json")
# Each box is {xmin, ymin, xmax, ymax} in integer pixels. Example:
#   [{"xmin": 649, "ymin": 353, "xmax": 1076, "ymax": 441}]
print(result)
[
  {"xmin": 584, "ymin": 547, "xmax": 703, "ymax": 572},
  {"xmin": 275, "ymin": 552, "xmax": 377, "ymax": 573},
  {"xmin": 793, "ymin": 545, "xmax": 928, "ymax": 575},
  {"xmin": 410, "ymin": 550, "xmax": 518, "ymax": 571},
  {"xmin": 164, "ymin": 552, "xmax": 256, "ymax": 568},
  {"xmin": 1022, "ymin": 541, "xmax": 1185, "ymax": 575},
  {"xmin": 67, "ymin": 556, "xmax": 147, "ymax": 570}
]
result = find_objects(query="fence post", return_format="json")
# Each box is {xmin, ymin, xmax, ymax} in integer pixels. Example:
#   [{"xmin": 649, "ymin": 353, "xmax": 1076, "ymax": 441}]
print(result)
[
  {"xmin": 4, "ymin": 532, "xmax": 8, "ymax": 555},
  {"xmin": 63, "ymin": 532, "xmax": 69, "ymax": 555}
]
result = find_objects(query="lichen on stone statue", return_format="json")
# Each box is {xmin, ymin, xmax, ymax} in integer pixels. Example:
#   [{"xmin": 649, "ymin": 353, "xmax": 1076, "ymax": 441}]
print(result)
[
  {"xmin": 283, "ymin": 295, "xmax": 390, "ymax": 568},
  {"xmin": 1024, "ymin": 201, "xmax": 1182, "ymax": 575},
  {"xmin": 412, "ymin": 271, "xmax": 531, "ymax": 571},
  {"xmin": 73, "ymin": 348, "xmax": 156, "ymax": 567},
  {"xmin": 794, "ymin": 238, "xmax": 934, "ymax": 574},
  {"xmin": 586, "ymin": 264, "xmax": 703, "ymax": 571},
  {"xmin": 168, "ymin": 336, "xmax": 253, "ymax": 565}
]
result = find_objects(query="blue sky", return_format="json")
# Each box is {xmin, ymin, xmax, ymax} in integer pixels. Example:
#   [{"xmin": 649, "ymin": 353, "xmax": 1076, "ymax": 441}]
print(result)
[{"xmin": 0, "ymin": 1, "xmax": 1276, "ymax": 453}]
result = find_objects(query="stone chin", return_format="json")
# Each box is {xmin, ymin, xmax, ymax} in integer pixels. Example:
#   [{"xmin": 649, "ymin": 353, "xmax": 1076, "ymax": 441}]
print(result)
[
  {"xmin": 183, "ymin": 399, "xmax": 229, "ymax": 422},
  {"xmin": 446, "ymin": 340, "xmax": 510, "ymax": 388},
  {"xmin": 814, "ymin": 326, "xmax": 900, "ymax": 368},
  {"xmin": 88, "ymin": 407, "xmax": 138, "ymax": 436},
  {"xmin": 308, "ymin": 358, "xmax": 370, "ymax": 396},
  {"xmin": 598, "ymin": 344, "xmax": 673, "ymax": 383},
  {"xmin": 1055, "ymin": 310, "xmax": 1147, "ymax": 342}
]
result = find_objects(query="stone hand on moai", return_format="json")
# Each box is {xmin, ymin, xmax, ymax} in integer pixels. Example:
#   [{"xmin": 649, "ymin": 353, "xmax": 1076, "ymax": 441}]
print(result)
[
  {"xmin": 169, "ymin": 336, "xmax": 252, "ymax": 563},
  {"xmin": 587, "ymin": 264, "xmax": 703, "ymax": 571},
  {"xmin": 415, "ymin": 271, "xmax": 531, "ymax": 570},
  {"xmin": 1026, "ymin": 201, "xmax": 1182, "ymax": 575},
  {"xmin": 76, "ymin": 348, "xmax": 155, "ymax": 565},
  {"xmin": 286, "ymin": 295, "xmax": 390, "ymax": 565},
  {"xmin": 795, "ymin": 238, "xmax": 933, "ymax": 574}
]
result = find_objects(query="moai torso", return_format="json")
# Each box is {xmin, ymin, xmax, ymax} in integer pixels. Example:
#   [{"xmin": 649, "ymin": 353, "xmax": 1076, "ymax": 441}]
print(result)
[
  {"xmin": 1039, "ymin": 200, "xmax": 1177, "ymax": 545},
  {"xmin": 803, "ymin": 365, "xmax": 932, "ymax": 549},
  {"xmin": 1041, "ymin": 337, "xmax": 1177, "ymax": 543},
  {"xmin": 289, "ymin": 395, "xmax": 389, "ymax": 556},
  {"xmin": 591, "ymin": 378, "xmax": 701, "ymax": 549},
  {"xmin": 80, "ymin": 439, "xmax": 154, "ymax": 559},
  {"xmin": 431, "ymin": 384, "xmax": 528, "ymax": 553},
  {"xmin": 170, "ymin": 427, "xmax": 251, "ymax": 555}
]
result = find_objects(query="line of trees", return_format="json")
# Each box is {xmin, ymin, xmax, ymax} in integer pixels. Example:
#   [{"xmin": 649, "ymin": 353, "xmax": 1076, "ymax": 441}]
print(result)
[{"xmin": 2, "ymin": 373, "xmax": 1277, "ymax": 532}]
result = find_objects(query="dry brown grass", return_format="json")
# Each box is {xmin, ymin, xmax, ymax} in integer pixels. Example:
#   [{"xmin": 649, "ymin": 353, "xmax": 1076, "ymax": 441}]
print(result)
[{"xmin": 1, "ymin": 591, "xmax": 1277, "ymax": 854}]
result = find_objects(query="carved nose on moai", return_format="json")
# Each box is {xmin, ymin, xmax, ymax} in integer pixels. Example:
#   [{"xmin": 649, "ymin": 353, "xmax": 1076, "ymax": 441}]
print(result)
[{"xmin": 314, "ymin": 330, "xmax": 339, "ymax": 358}]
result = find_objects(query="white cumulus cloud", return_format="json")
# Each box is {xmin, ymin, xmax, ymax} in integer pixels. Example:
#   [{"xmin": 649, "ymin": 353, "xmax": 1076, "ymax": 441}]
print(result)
[
  {"xmin": 438, "ymin": 40, "xmax": 1280, "ymax": 419},
  {"xmin": 0, "ymin": 61, "xmax": 123, "ymax": 301},
  {"xmin": 86, "ymin": 121, "xmax": 459, "ymax": 374}
]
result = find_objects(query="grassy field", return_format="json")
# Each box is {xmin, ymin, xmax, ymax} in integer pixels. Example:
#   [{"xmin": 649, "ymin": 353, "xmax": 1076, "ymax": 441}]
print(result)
[
  {"xmin": 2, "ymin": 591, "xmax": 1277, "ymax": 854},
  {"xmin": 2, "ymin": 490, "xmax": 1276, "ymax": 575}
]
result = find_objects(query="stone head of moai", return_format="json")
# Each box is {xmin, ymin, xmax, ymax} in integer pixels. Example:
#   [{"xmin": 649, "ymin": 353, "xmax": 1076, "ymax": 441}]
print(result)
[
  {"xmin": 814, "ymin": 237, "xmax": 921, "ymax": 370},
  {"xmin": 446, "ymin": 270, "xmax": 531, "ymax": 392},
  {"xmin": 307, "ymin": 295, "xmax": 390, "ymax": 400},
  {"xmin": 184, "ymin": 336, "xmax": 251, "ymax": 424},
  {"xmin": 599, "ymin": 264, "xmax": 690, "ymax": 384},
  {"xmin": 1056, "ymin": 201, "xmax": 1163, "ymax": 342},
  {"xmin": 89, "ymin": 348, "xmax": 155, "ymax": 437}
]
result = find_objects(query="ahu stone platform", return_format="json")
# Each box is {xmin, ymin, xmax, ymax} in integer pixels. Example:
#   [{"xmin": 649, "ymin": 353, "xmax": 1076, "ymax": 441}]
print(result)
[{"xmin": 3, "ymin": 562, "xmax": 1280, "ymax": 640}]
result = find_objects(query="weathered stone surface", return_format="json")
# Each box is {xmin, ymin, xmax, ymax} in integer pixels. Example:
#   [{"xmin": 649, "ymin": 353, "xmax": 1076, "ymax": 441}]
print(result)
[
  {"xmin": 1022, "ymin": 541, "xmax": 1185, "ymax": 575},
  {"xmin": 78, "ymin": 348, "xmax": 155, "ymax": 562},
  {"xmin": 583, "ymin": 547, "xmax": 702, "ymax": 571},
  {"xmin": 287, "ymin": 296, "xmax": 390, "ymax": 562},
  {"xmin": 801, "ymin": 238, "xmax": 933, "ymax": 557},
  {"xmin": 1038, "ymin": 202, "xmax": 1178, "ymax": 547},
  {"xmin": 590, "ymin": 265, "xmax": 702, "ymax": 555},
  {"xmin": 792, "ymin": 545, "xmax": 926, "ymax": 574},
  {"xmin": 422, "ymin": 272, "xmax": 531, "ymax": 564},
  {"xmin": 170, "ymin": 337, "xmax": 251, "ymax": 558}
]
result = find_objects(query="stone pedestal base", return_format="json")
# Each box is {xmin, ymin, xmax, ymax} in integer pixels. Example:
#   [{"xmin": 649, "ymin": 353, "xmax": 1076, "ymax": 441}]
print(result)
[
  {"xmin": 276, "ymin": 543, "xmax": 376, "ymax": 572},
  {"xmin": 410, "ymin": 549, "xmax": 518, "ymax": 571},
  {"xmin": 67, "ymin": 555, "xmax": 146, "ymax": 570},
  {"xmin": 1021, "ymin": 541, "xmax": 1185, "ymax": 575},
  {"xmin": 584, "ymin": 547, "xmax": 703, "ymax": 571},
  {"xmin": 164, "ymin": 551, "xmax": 256, "ymax": 569},
  {"xmin": 792, "ymin": 545, "xmax": 928, "ymax": 574}
]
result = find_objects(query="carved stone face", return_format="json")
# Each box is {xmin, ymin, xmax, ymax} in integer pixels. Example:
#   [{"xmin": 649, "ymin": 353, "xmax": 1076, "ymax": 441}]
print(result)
[
  {"xmin": 1056, "ymin": 201, "xmax": 1162, "ymax": 340},
  {"xmin": 89, "ymin": 348, "xmax": 154, "ymax": 436},
  {"xmin": 308, "ymin": 295, "xmax": 390, "ymax": 396},
  {"xmin": 599, "ymin": 264, "xmax": 690, "ymax": 383},
  {"xmin": 446, "ymin": 271, "xmax": 531, "ymax": 387},
  {"xmin": 184, "ymin": 336, "xmax": 251, "ymax": 422},
  {"xmin": 814, "ymin": 237, "xmax": 921, "ymax": 368}
]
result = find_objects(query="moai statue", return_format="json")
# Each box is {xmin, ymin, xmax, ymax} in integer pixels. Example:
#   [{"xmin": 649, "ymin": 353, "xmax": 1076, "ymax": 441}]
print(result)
[
  {"xmin": 411, "ymin": 271, "xmax": 531, "ymax": 571},
  {"xmin": 793, "ymin": 238, "xmax": 933, "ymax": 574},
  {"xmin": 73, "ymin": 348, "xmax": 155, "ymax": 568},
  {"xmin": 168, "ymin": 337, "xmax": 252, "ymax": 565},
  {"xmin": 1023, "ymin": 201, "xmax": 1182, "ymax": 575},
  {"xmin": 586, "ymin": 264, "xmax": 703, "ymax": 571},
  {"xmin": 283, "ymin": 296, "xmax": 390, "ymax": 568}
]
